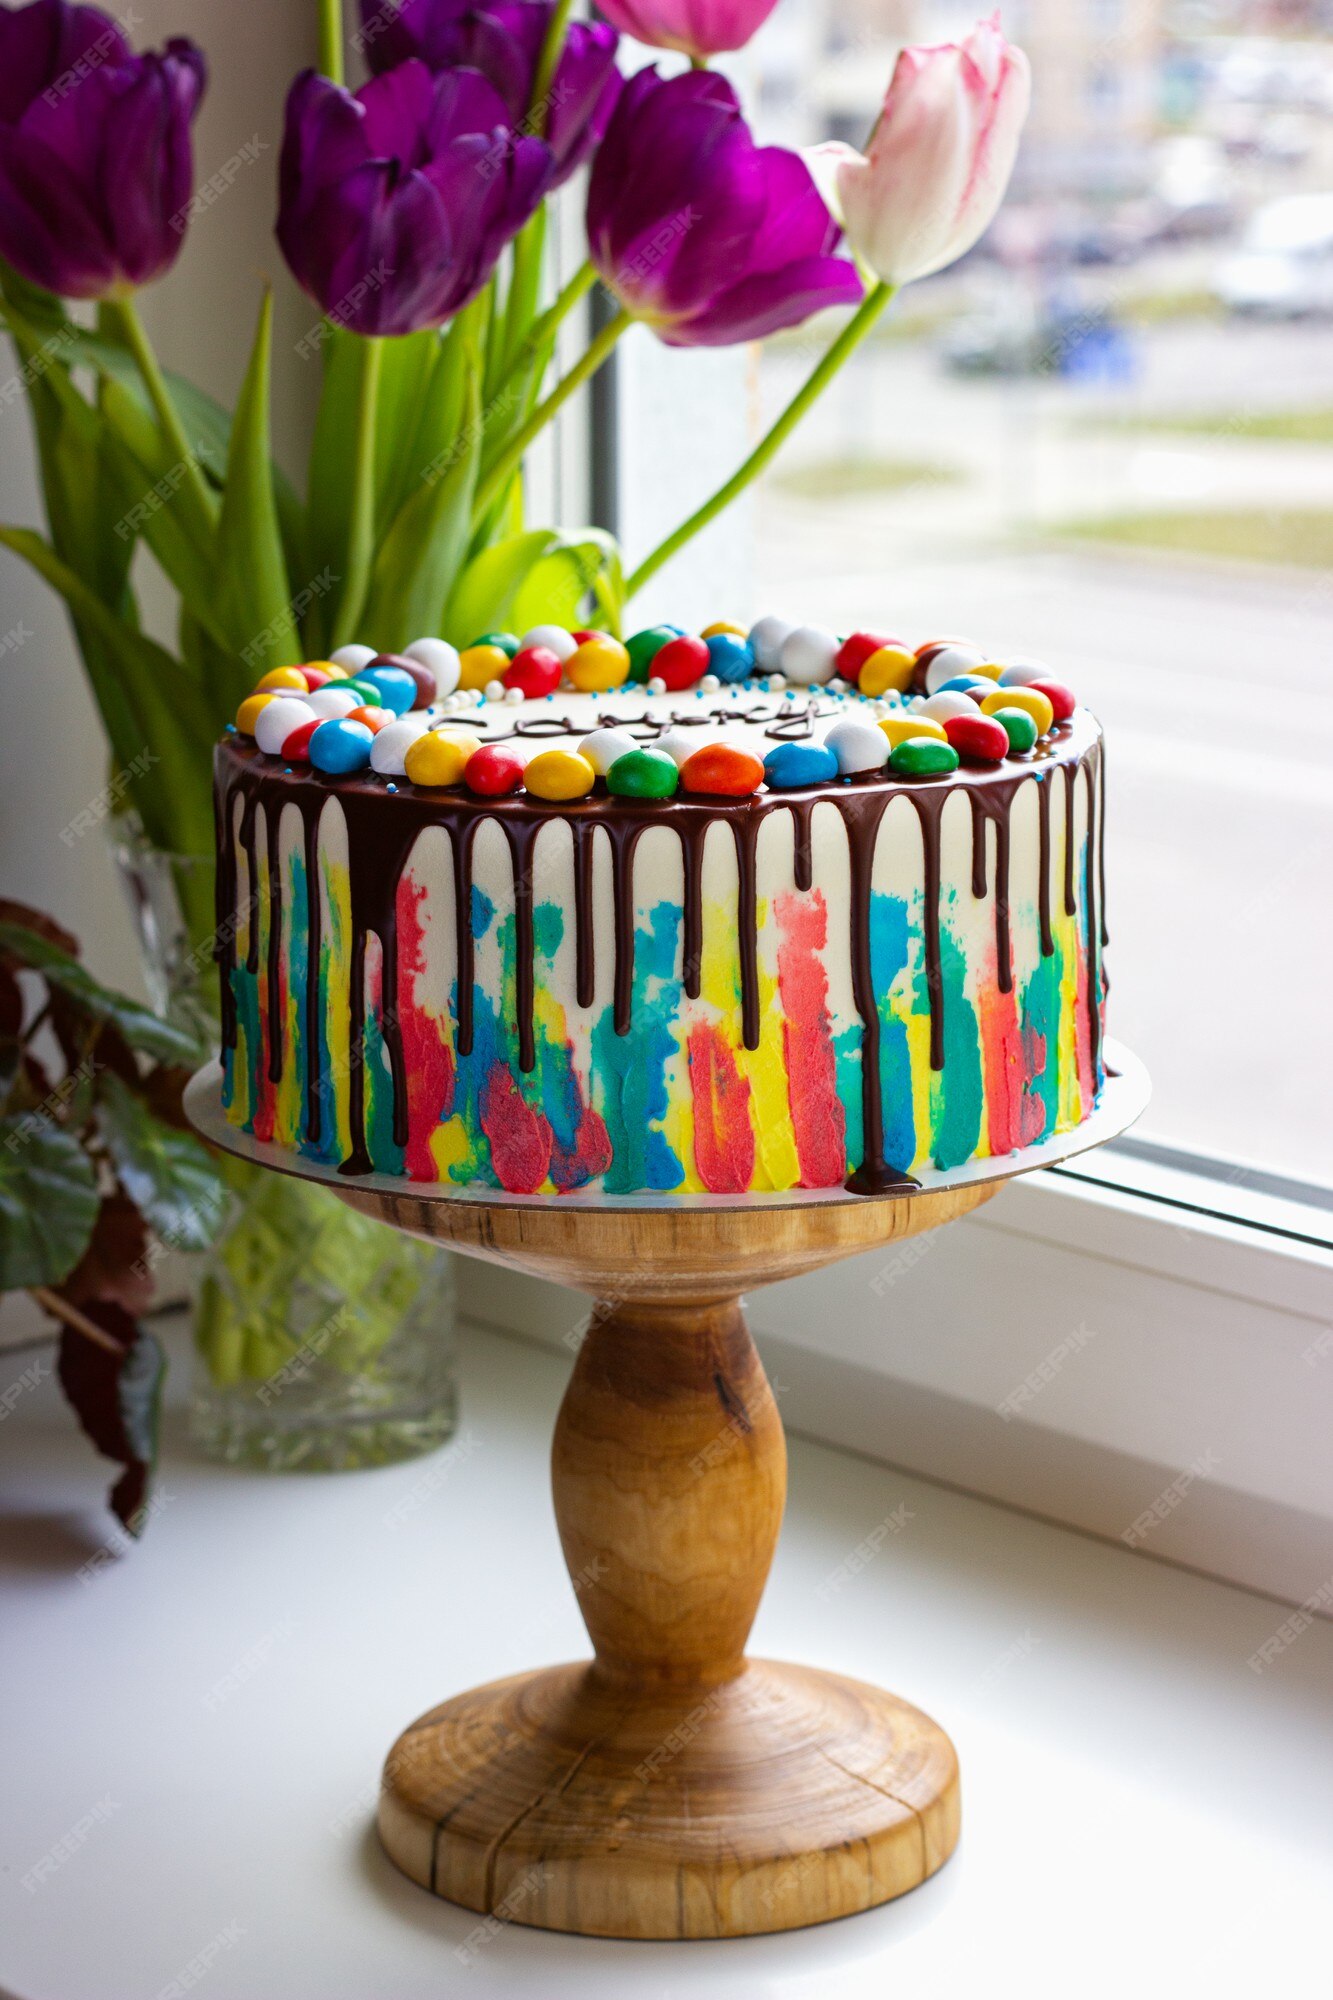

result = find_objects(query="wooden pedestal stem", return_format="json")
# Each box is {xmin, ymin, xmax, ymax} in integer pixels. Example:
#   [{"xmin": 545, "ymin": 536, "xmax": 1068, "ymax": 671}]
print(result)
[{"xmin": 343, "ymin": 1183, "xmax": 994, "ymax": 1939}]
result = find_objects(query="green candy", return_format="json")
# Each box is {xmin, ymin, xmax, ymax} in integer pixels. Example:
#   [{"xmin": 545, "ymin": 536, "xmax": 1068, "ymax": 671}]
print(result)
[
  {"xmin": 606, "ymin": 748, "xmax": 679, "ymax": 799},
  {"xmin": 890, "ymin": 738, "xmax": 960, "ymax": 777},
  {"xmin": 344, "ymin": 679, "xmax": 383, "ymax": 705},
  {"xmin": 471, "ymin": 630, "xmax": 519, "ymax": 658},
  {"xmin": 991, "ymin": 706, "xmax": 1039, "ymax": 753},
  {"xmin": 626, "ymin": 625, "xmax": 680, "ymax": 683}
]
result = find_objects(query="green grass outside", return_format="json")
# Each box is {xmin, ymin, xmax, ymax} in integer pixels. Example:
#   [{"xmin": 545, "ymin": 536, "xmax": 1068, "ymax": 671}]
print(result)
[
  {"xmin": 1057, "ymin": 506, "xmax": 1333, "ymax": 567},
  {"xmin": 1087, "ymin": 406, "xmax": 1333, "ymax": 445},
  {"xmin": 775, "ymin": 456, "xmax": 959, "ymax": 500}
]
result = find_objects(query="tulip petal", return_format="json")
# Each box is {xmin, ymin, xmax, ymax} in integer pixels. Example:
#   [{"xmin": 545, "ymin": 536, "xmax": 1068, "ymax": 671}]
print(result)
[
  {"xmin": 99, "ymin": 51, "xmax": 205, "ymax": 282},
  {"xmin": 670, "ymin": 252, "xmax": 862, "ymax": 346},
  {"xmin": 595, "ymin": 0, "xmax": 779, "ymax": 58},
  {"xmin": 0, "ymin": 0, "xmax": 131, "ymax": 126},
  {"xmin": 358, "ymin": 55, "xmax": 441, "ymax": 160},
  {"xmin": 0, "ymin": 123, "xmax": 118, "ymax": 296}
]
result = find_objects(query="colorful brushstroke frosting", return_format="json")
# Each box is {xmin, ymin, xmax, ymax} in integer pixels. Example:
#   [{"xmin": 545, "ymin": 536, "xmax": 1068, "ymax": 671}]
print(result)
[{"xmin": 215, "ymin": 641, "xmax": 1106, "ymax": 1197}]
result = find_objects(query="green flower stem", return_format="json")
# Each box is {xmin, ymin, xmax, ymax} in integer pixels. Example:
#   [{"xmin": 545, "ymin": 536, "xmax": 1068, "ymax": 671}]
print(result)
[
  {"xmin": 531, "ymin": 0, "xmax": 575, "ymax": 127},
  {"xmin": 494, "ymin": 257, "xmax": 597, "ymax": 403},
  {"xmin": 625, "ymin": 280, "xmax": 896, "ymax": 603},
  {"xmin": 108, "ymin": 295, "xmax": 217, "ymax": 526},
  {"xmin": 331, "ymin": 334, "xmax": 384, "ymax": 649},
  {"xmin": 476, "ymin": 304, "xmax": 630, "ymax": 514},
  {"xmin": 319, "ymin": 0, "xmax": 345, "ymax": 85}
]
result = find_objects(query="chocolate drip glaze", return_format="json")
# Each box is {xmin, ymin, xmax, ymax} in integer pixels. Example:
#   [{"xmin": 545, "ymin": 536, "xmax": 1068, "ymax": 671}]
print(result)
[
  {"xmin": 214, "ymin": 711, "xmax": 1102, "ymax": 1196},
  {"xmin": 1061, "ymin": 763, "xmax": 1078, "ymax": 918},
  {"xmin": 264, "ymin": 813, "xmax": 283, "ymax": 1086}
]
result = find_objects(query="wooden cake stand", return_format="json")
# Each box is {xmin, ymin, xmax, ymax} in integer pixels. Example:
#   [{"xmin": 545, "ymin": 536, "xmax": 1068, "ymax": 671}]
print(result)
[{"xmin": 186, "ymin": 1046, "xmax": 1147, "ymax": 1940}]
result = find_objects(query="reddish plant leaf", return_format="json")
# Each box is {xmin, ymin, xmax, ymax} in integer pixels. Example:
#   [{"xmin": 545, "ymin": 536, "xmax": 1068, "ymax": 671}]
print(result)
[
  {"xmin": 0, "ymin": 900, "xmax": 79, "ymax": 958},
  {"xmin": 61, "ymin": 1193, "xmax": 155, "ymax": 1317},
  {"xmin": 55, "ymin": 1302, "xmax": 165, "ymax": 1537}
]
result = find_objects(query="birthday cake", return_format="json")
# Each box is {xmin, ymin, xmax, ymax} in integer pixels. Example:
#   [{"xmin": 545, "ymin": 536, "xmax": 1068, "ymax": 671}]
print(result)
[{"xmin": 213, "ymin": 618, "xmax": 1105, "ymax": 1197}]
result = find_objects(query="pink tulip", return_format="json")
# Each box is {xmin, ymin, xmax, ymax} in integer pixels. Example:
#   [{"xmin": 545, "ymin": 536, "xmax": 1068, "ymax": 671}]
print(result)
[
  {"xmin": 810, "ymin": 13, "xmax": 1030, "ymax": 287},
  {"xmin": 594, "ymin": 0, "xmax": 779, "ymax": 60}
]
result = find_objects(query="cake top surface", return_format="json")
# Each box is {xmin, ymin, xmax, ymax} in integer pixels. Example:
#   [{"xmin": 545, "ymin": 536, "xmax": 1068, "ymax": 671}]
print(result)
[{"xmin": 223, "ymin": 618, "xmax": 1089, "ymax": 805}]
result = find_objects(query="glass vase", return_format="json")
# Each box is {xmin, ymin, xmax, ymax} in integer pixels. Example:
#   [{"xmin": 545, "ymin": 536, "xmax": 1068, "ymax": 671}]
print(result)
[{"xmin": 110, "ymin": 815, "xmax": 458, "ymax": 1471}]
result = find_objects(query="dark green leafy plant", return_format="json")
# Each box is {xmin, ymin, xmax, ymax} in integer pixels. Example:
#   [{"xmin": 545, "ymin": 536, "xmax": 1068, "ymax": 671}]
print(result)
[{"xmin": 0, "ymin": 903, "xmax": 226, "ymax": 1533}]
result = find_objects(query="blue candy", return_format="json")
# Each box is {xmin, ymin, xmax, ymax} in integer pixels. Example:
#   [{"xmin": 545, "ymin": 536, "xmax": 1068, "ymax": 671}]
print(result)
[
  {"xmin": 309, "ymin": 718, "xmax": 374, "ymax": 774},
  {"xmin": 938, "ymin": 674, "xmax": 994, "ymax": 696},
  {"xmin": 762, "ymin": 742, "xmax": 839, "ymax": 789},
  {"xmin": 357, "ymin": 665, "xmax": 416, "ymax": 716},
  {"xmin": 706, "ymin": 632, "xmax": 754, "ymax": 684}
]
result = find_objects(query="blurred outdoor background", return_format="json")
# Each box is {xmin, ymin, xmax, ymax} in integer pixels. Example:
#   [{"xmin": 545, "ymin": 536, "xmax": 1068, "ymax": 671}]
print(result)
[{"xmin": 750, "ymin": 0, "xmax": 1333, "ymax": 1183}]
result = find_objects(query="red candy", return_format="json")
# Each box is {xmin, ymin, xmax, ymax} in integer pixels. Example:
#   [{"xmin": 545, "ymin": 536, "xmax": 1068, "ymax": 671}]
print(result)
[
  {"xmin": 280, "ymin": 719, "xmax": 322, "ymax": 762},
  {"xmin": 300, "ymin": 666, "xmax": 332, "ymax": 691},
  {"xmin": 346, "ymin": 704, "xmax": 389, "ymax": 733},
  {"xmin": 944, "ymin": 713, "xmax": 1009, "ymax": 763},
  {"xmin": 835, "ymin": 631, "xmax": 903, "ymax": 680},
  {"xmin": 503, "ymin": 645, "xmax": 563, "ymax": 699},
  {"xmin": 652, "ymin": 634, "xmax": 710, "ymax": 691},
  {"xmin": 464, "ymin": 744, "xmax": 526, "ymax": 796},
  {"xmin": 571, "ymin": 628, "xmax": 608, "ymax": 645},
  {"xmin": 679, "ymin": 744, "xmax": 765, "ymax": 796},
  {"xmin": 1029, "ymin": 679, "xmax": 1075, "ymax": 723}
]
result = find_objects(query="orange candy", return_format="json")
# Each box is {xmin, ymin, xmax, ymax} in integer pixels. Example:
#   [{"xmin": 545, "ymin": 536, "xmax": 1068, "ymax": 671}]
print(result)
[
  {"xmin": 679, "ymin": 743, "xmax": 765, "ymax": 797},
  {"xmin": 346, "ymin": 704, "xmax": 390, "ymax": 733}
]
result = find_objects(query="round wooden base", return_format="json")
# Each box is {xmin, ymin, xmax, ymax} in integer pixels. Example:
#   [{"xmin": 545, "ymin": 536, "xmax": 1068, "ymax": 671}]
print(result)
[{"xmin": 378, "ymin": 1658, "xmax": 959, "ymax": 1940}]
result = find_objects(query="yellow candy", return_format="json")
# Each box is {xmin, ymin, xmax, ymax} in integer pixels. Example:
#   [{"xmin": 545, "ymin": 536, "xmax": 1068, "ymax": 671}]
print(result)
[
  {"xmin": 878, "ymin": 713, "xmax": 947, "ymax": 747},
  {"xmin": 701, "ymin": 621, "xmax": 746, "ymax": 640},
  {"xmin": 458, "ymin": 644, "xmax": 510, "ymax": 691},
  {"xmin": 858, "ymin": 645, "xmax": 916, "ymax": 698},
  {"xmin": 255, "ymin": 665, "xmax": 309, "ymax": 693},
  {"xmin": 981, "ymin": 686, "xmax": 1054, "ymax": 736},
  {"xmin": 523, "ymin": 749, "xmax": 596, "ymax": 802},
  {"xmin": 236, "ymin": 692, "xmax": 276, "ymax": 736},
  {"xmin": 404, "ymin": 730, "xmax": 481, "ymax": 787},
  {"xmin": 309, "ymin": 659, "xmax": 348, "ymax": 680},
  {"xmin": 971, "ymin": 661, "xmax": 1004, "ymax": 680},
  {"xmin": 567, "ymin": 635, "xmax": 630, "ymax": 692}
]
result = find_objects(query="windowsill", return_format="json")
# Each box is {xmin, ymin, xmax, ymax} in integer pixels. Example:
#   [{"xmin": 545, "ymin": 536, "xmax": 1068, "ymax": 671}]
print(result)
[{"xmin": 2, "ymin": 1314, "xmax": 1329, "ymax": 1997}]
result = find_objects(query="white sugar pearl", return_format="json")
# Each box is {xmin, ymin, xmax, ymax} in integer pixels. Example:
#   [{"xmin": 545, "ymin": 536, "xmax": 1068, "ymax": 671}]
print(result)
[
  {"xmin": 779, "ymin": 624, "xmax": 838, "ymax": 687},
  {"xmin": 255, "ymin": 696, "xmax": 315, "ymax": 755},
  {"xmin": 329, "ymin": 643, "xmax": 377, "ymax": 674},
  {"xmin": 578, "ymin": 727, "xmax": 639, "ymax": 776},
  {"xmin": 923, "ymin": 644, "xmax": 986, "ymax": 693},
  {"xmin": 306, "ymin": 686, "xmax": 360, "ymax": 720},
  {"xmin": 647, "ymin": 676, "xmax": 667, "ymax": 696},
  {"xmin": 824, "ymin": 717, "xmax": 890, "ymax": 775},
  {"xmin": 749, "ymin": 615, "xmax": 793, "ymax": 673},
  {"xmin": 503, "ymin": 686, "xmax": 524, "ymax": 706},
  {"xmin": 999, "ymin": 659, "xmax": 1050, "ymax": 687},
  {"xmin": 699, "ymin": 674, "xmax": 720, "ymax": 694},
  {"xmin": 657, "ymin": 726, "xmax": 709, "ymax": 767},
  {"xmin": 765, "ymin": 673, "xmax": 786, "ymax": 693},
  {"xmin": 520, "ymin": 624, "xmax": 577, "ymax": 662},
  {"xmin": 919, "ymin": 690, "xmax": 976, "ymax": 723},
  {"xmin": 370, "ymin": 715, "xmax": 429, "ymax": 777},
  {"xmin": 404, "ymin": 636, "xmax": 461, "ymax": 696},
  {"xmin": 484, "ymin": 679, "xmax": 506, "ymax": 702}
]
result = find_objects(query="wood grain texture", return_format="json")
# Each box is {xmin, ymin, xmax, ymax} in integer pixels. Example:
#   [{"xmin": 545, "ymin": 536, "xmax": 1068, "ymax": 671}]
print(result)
[{"xmin": 346, "ymin": 1185, "xmax": 982, "ymax": 1938}]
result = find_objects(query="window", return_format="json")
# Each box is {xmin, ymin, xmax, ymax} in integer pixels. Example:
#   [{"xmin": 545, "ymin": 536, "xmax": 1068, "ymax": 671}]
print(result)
[{"xmin": 610, "ymin": 0, "xmax": 1332, "ymax": 1197}]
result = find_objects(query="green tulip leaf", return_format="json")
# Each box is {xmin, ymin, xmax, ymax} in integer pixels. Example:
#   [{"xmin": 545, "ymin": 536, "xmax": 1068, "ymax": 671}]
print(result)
[
  {"xmin": 445, "ymin": 526, "xmax": 624, "ymax": 644},
  {"xmin": 215, "ymin": 290, "xmax": 297, "ymax": 685},
  {"xmin": 0, "ymin": 1114, "xmax": 99, "ymax": 1291}
]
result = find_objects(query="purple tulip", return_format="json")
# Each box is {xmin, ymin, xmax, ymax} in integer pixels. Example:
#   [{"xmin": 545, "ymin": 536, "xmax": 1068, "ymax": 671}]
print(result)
[
  {"xmin": 0, "ymin": 0, "xmax": 205, "ymax": 300},
  {"xmin": 587, "ymin": 68, "xmax": 862, "ymax": 347},
  {"xmin": 357, "ymin": 0, "xmax": 620, "ymax": 187},
  {"xmin": 277, "ymin": 60, "xmax": 554, "ymax": 338}
]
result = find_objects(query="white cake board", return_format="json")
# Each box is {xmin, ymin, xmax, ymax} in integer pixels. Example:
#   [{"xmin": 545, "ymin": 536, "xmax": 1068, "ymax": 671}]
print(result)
[{"xmin": 184, "ymin": 1038, "xmax": 1148, "ymax": 1212}]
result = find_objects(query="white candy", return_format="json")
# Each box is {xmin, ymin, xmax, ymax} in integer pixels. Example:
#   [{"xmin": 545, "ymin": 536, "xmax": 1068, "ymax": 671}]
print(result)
[
  {"xmin": 764, "ymin": 673, "xmax": 786, "ymax": 693},
  {"xmin": 656, "ymin": 725, "xmax": 711, "ymax": 767},
  {"xmin": 824, "ymin": 717, "xmax": 890, "ymax": 775},
  {"xmin": 370, "ymin": 715, "xmax": 429, "ymax": 777},
  {"xmin": 646, "ymin": 676, "xmax": 667, "ymax": 696},
  {"xmin": 503, "ymin": 686, "xmax": 524, "ymax": 705},
  {"xmin": 306, "ymin": 686, "xmax": 360, "ymax": 720},
  {"xmin": 329, "ymin": 643, "xmax": 377, "ymax": 674},
  {"xmin": 919, "ymin": 690, "xmax": 976, "ymax": 723},
  {"xmin": 520, "ymin": 624, "xmax": 577, "ymax": 662},
  {"xmin": 404, "ymin": 636, "xmax": 461, "ymax": 696},
  {"xmin": 998, "ymin": 660, "xmax": 1050, "ymax": 687},
  {"xmin": 484, "ymin": 679, "xmax": 506, "ymax": 703},
  {"xmin": 698, "ymin": 674, "xmax": 721, "ymax": 694},
  {"xmin": 922, "ymin": 644, "xmax": 986, "ymax": 694},
  {"xmin": 779, "ymin": 624, "xmax": 839, "ymax": 687},
  {"xmin": 578, "ymin": 727, "xmax": 639, "ymax": 776},
  {"xmin": 255, "ymin": 696, "xmax": 314, "ymax": 755},
  {"xmin": 748, "ymin": 615, "xmax": 793, "ymax": 673}
]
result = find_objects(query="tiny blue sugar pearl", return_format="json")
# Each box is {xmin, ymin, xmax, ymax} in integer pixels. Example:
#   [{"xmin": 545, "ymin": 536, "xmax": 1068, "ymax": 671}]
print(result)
[
  {"xmin": 309, "ymin": 717, "xmax": 374, "ymax": 774},
  {"xmin": 357, "ymin": 665, "xmax": 417, "ymax": 716},
  {"xmin": 705, "ymin": 632, "xmax": 754, "ymax": 684},
  {"xmin": 763, "ymin": 742, "xmax": 839, "ymax": 789}
]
